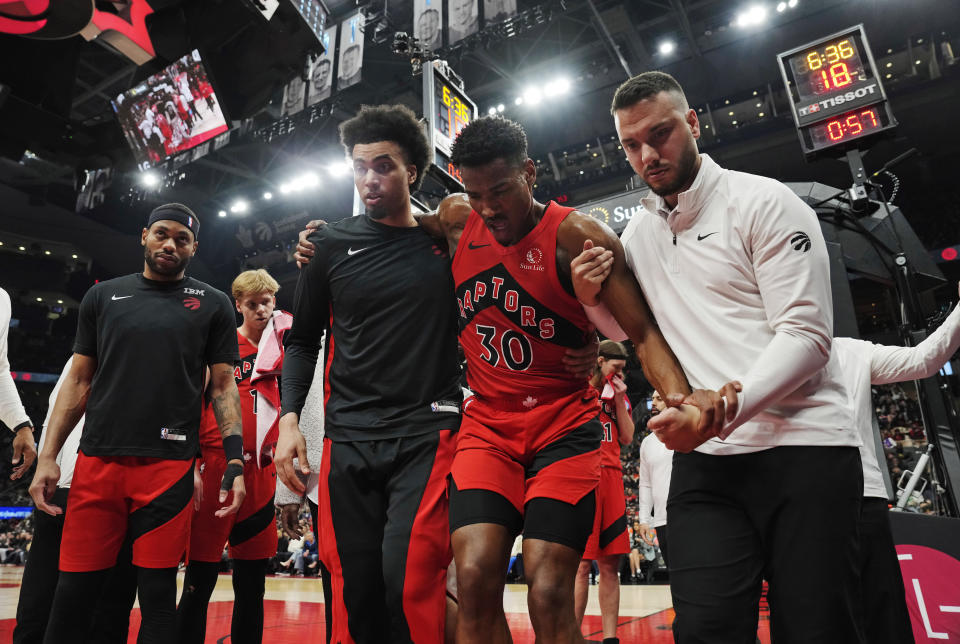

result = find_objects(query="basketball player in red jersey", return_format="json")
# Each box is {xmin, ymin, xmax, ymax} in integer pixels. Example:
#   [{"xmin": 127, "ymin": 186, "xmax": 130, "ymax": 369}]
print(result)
[
  {"xmin": 177, "ymin": 269, "xmax": 290, "ymax": 644},
  {"xmin": 446, "ymin": 116, "xmax": 734, "ymax": 644},
  {"xmin": 574, "ymin": 340, "xmax": 634, "ymax": 644}
]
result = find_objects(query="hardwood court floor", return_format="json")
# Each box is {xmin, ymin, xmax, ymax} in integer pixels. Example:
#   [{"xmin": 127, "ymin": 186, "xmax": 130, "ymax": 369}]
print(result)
[{"xmin": 0, "ymin": 567, "xmax": 772, "ymax": 642}]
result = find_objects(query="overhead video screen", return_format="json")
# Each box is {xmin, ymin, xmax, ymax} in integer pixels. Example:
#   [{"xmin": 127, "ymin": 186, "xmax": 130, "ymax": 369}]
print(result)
[{"xmin": 112, "ymin": 50, "xmax": 229, "ymax": 169}]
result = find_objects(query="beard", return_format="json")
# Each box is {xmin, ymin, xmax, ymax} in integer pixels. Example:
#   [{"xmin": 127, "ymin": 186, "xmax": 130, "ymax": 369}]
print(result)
[
  {"xmin": 144, "ymin": 248, "xmax": 190, "ymax": 276},
  {"xmin": 366, "ymin": 203, "xmax": 390, "ymax": 220},
  {"xmin": 365, "ymin": 192, "xmax": 405, "ymax": 220},
  {"xmin": 647, "ymin": 145, "xmax": 699, "ymax": 198}
]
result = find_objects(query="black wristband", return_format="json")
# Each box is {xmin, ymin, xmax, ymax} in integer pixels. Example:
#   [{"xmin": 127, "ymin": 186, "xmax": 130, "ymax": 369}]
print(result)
[
  {"xmin": 220, "ymin": 462, "xmax": 243, "ymax": 492},
  {"xmin": 222, "ymin": 434, "xmax": 243, "ymax": 463},
  {"xmin": 11, "ymin": 421, "xmax": 32, "ymax": 433}
]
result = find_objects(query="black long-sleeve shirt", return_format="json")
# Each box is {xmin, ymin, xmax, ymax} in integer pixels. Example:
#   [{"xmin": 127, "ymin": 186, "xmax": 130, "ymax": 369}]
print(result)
[{"xmin": 281, "ymin": 216, "xmax": 461, "ymax": 442}]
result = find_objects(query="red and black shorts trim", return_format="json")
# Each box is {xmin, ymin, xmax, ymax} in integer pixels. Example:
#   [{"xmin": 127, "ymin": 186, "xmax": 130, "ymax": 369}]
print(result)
[
  {"xmin": 60, "ymin": 452, "xmax": 194, "ymax": 572},
  {"xmin": 582, "ymin": 465, "xmax": 630, "ymax": 560},
  {"xmin": 450, "ymin": 391, "xmax": 602, "ymax": 552},
  {"xmin": 189, "ymin": 449, "xmax": 278, "ymax": 562}
]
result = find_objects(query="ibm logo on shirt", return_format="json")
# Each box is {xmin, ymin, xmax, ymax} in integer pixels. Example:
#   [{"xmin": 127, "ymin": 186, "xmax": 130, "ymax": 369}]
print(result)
[{"xmin": 183, "ymin": 287, "xmax": 205, "ymax": 296}]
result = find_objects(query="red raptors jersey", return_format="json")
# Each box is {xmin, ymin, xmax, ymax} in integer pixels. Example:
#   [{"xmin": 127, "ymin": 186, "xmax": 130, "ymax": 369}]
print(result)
[
  {"xmin": 453, "ymin": 202, "xmax": 596, "ymax": 408},
  {"xmin": 200, "ymin": 331, "xmax": 258, "ymax": 452},
  {"xmin": 598, "ymin": 395, "xmax": 631, "ymax": 469}
]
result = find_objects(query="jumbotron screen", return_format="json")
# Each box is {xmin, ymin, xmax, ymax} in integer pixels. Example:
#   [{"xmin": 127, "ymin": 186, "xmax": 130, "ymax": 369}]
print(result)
[{"xmin": 111, "ymin": 50, "xmax": 229, "ymax": 170}]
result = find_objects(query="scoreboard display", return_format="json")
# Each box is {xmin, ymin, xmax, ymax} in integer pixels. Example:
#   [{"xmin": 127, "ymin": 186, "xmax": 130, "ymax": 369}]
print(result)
[
  {"xmin": 777, "ymin": 25, "xmax": 896, "ymax": 158},
  {"xmin": 289, "ymin": 0, "xmax": 328, "ymax": 46},
  {"xmin": 423, "ymin": 61, "xmax": 476, "ymax": 186}
]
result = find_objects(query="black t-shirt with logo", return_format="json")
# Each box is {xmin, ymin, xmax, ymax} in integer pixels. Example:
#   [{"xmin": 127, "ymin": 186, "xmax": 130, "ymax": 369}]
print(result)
[
  {"xmin": 281, "ymin": 215, "xmax": 462, "ymax": 442},
  {"xmin": 73, "ymin": 273, "xmax": 239, "ymax": 460}
]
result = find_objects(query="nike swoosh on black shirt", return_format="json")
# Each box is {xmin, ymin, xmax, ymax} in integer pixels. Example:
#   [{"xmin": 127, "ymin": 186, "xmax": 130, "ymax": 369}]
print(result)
[
  {"xmin": 468, "ymin": 242, "xmax": 491, "ymax": 249},
  {"xmin": 697, "ymin": 232, "xmax": 718, "ymax": 241}
]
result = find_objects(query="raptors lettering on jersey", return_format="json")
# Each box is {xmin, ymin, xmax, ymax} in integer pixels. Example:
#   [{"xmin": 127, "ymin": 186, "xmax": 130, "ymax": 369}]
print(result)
[{"xmin": 452, "ymin": 201, "xmax": 597, "ymax": 404}]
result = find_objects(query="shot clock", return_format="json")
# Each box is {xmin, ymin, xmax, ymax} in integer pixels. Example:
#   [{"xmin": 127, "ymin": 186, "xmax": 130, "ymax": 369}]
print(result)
[
  {"xmin": 422, "ymin": 60, "xmax": 477, "ymax": 186},
  {"xmin": 778, "ymin": 25, "xmax": 897, "ymax": 158}
]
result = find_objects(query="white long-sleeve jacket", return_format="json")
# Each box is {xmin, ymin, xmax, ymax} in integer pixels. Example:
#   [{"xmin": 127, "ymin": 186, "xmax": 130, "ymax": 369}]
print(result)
[
  {"xmin": 0, "ymin": 288, "xmax": 31, "ymax": 433},
  {"xmin": 636, "ymin": 432, "xmax": 673, "ymax": 528},
  {"xmin": 37, "ymin": 357, "xmax": 84, "ymax": 488},
  {"xmin": 833, "ymin": 303, "xmax": 960, "ymax": 498},
  {"xmin": 619, "ymin": 154, "xmax": 857, "ymax": 454}
]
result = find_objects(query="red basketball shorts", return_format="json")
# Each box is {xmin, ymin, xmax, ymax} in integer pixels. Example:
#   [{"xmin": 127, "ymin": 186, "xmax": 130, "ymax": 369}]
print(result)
[
  {"xmin": 189, "ymin": 448, "xmax": 278, "ymax": 562},
  {"xmin": 60, "ymin": 451, "xmax": 194, "ymax": 572},
  {"xmin": 582, "ymin": 465, "xmax": 630, "ymax": 560},
  {"xmin": 451, "ymin": 389, "xmax": 602, "ymax": 513}
]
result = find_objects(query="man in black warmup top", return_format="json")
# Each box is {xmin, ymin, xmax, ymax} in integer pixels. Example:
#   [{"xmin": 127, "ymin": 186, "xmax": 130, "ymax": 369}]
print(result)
[
  {"xmin": 276, "ymin": 104, "xmax": 462, "ymax": 644},
  {"xmin": 29, "ymin": 203, "xmax": 246, "ymax": 644}
]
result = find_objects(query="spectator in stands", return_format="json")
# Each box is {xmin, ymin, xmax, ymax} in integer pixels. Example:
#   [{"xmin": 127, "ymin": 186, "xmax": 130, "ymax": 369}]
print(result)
[
  {"xmin": 277, "ymin": 534, "xmax": 304, "ymax": 575},
  {"xmin": 626, "ymin": 521, "xmax": 652, "ymax": 583},
  {"xmin": 276, "ymin": 529, "xmax": 290, "ymax": 565},
  {"xmin": 1, "ymin": 530, "xmax": 30, "ymax": 565},
  {"xmin": 291, "ymin": 532, "xmax": 319, "ymax": 576}
]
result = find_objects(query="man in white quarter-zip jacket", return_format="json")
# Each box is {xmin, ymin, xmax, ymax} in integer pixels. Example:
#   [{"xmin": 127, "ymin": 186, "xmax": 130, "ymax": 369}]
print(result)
[{"xmin": 573, "ymin": 71, "xmax": 865, "ymax": 644}]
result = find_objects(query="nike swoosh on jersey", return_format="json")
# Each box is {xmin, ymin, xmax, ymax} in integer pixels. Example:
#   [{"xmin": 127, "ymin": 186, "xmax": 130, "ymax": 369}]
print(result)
[
  {"xmin": 347, "ymin": 247, "xmax": 369, "ymax": 256},
  {"xmin": 697, "ymin": 232, "xmax": 718, "ymax": 241},
  {"xmin": 468, "ymin": 242, "xmax": 491, "ymax": 249},
  {"xmin": 111, "ymin": 294, "xmax": 133, "ymax": 300}
]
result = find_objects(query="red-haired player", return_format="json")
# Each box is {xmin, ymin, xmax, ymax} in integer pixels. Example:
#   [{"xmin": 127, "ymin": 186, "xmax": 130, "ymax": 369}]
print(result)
[
  {"xmin": 574, "ymin": 340, "xmax": 634, "ymax": 644},
  {"xmin": 177, "ymin": 269, "xmax": 291, "ymax": 644}
]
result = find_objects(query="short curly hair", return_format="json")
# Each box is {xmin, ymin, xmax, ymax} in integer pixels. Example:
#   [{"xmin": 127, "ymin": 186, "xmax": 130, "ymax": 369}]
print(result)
[
  {"xmin": 339, "ymin": 104, "xmax": 431, "ymax": 190},
  {"xmin": 450, "ymin": 116, "xmax": 527, "ymax": 169}
]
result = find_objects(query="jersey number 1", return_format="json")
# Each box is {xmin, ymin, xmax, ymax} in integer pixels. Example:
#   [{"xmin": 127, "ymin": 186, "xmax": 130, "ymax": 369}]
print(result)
[{"xmin": 602, "ymin": 421, "xmax": 613, "ymax": 442}]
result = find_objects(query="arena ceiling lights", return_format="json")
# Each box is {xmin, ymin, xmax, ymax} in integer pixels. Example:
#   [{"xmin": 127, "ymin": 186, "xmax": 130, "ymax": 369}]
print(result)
[
  {"xmin": 739, "ymin": 0, "xmax": 799, "ymax": 27},
  {"xmin": 214, "ymin": 157, "xmax": 351, "ymax": 218},
  {"xmin": 487, "ymin": 76, "xmax": 572, "ymax": 115},
  {"xmin": 139, "ymin": 171, "xmax": 159, "ymax": 187},
  {"xmin": 736, "ymin": 5, "xmax": 768, "ymax": 28},
  {"xmin": 325, "ymin": 159, "xmax": 352, "ymax": 178}
]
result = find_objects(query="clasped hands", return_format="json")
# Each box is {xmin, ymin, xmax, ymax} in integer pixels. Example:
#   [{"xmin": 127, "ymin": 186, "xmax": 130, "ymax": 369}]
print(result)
[{"xmin": 571, "ymin": 239, "xmax": 741, "ymax": 452}]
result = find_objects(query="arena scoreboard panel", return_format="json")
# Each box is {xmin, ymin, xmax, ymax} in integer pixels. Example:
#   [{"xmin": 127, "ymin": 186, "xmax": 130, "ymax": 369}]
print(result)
[
  {"xmin": 423, "ymin": 61, "xmax": 477, "ymax": 186},
  {"xmin": 777, "ymin": 25, "xmax": 897, "ymax": 158},
  {"xmin": 289, "ymin": 0, "xmax": 328, "ymax": 45}
]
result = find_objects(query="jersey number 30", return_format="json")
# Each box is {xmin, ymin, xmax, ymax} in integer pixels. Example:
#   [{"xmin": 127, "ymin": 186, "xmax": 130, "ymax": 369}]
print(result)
[{"xmin": 476, "ymin": 325, "xmax": 533, "ymax": 371}]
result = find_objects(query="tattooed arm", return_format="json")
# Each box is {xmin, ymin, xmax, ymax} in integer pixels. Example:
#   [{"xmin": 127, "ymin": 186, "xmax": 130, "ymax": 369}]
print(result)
[{"xmin": 208, "ymin": 362, "xmax": 246, "ymax": 517}]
